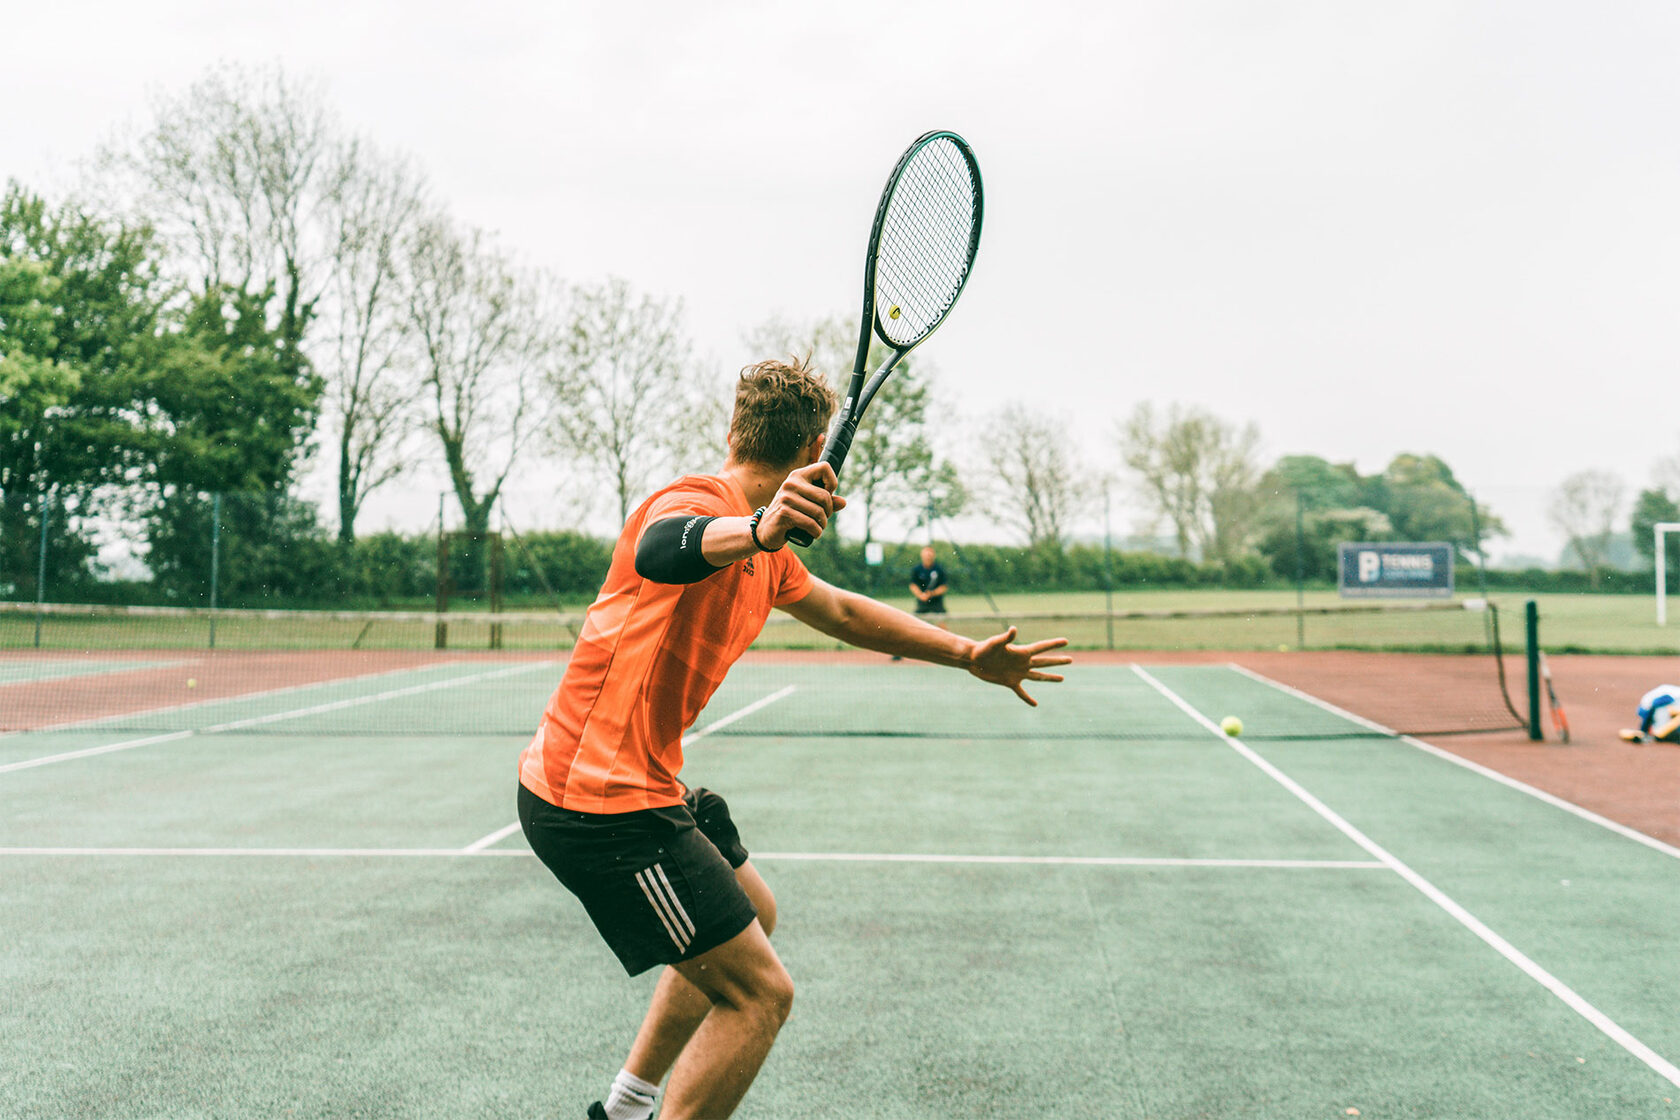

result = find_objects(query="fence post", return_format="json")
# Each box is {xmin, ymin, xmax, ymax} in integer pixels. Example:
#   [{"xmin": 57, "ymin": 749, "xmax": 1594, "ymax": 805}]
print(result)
[
  {"xmin": 1102, "ymin": 480, "xmax": 1114, "ymax": 651},
  {"xmin": 1294, "ymin": 489, "xmax": 1305, "ymax": 650},
  {"xmin": 1525, "ymin": 600, "xmax": 1543, "ymax": 741},
  {"xmin": 209, "ymin": 493, "xmax": 222, "ymax": 649},
  {"xmin": 33, "ymin": 492, "xmax": 51, "ymax": 649}
]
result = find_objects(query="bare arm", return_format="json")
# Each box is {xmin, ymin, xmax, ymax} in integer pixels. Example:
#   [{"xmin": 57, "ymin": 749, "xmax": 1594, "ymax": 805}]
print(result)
[{"xmin": 780, "ymin": 578, "xmax": 1071, "ymax": 705}]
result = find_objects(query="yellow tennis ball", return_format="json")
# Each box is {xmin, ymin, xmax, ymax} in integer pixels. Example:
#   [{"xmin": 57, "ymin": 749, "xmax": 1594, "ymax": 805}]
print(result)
[
  {"xmin": 1220, "ymin": 715, "xmax": 1243, "ymax": 737},
  {"xmin": 186, "ymin": 678, "xmax": 198, "ymax": 689}
]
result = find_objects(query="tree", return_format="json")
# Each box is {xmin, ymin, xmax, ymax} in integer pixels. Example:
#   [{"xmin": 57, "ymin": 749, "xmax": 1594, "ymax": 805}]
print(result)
[
  {"xmin": 0, "ymin": 185, "xmax": 174, "ymax": 592},
  {"xmin": 1549, "ymin": 469, "xmax": 1625, "ymax": 589},
  {"xmin": 550, "ymin": 278, "xmax": 714, "ymax": 525},
  {"xmin": 318, "ymin": 143, "xmax": 428, "ymax": 543},
  {"xmin": 105, "ymin": 63, "xmax": 423, "ymax": 546},
  {"xmin": 1, "ymin": 182, "xmax": 323, "ymax": 598},
  {"xmin": 979, "ymin": 407, "xmax": 1080, "ymax": 547},
  {"xmin": 744, "ymin": 314, "xmax": 954, "ymax": 543},
  {"xmin": 1379, "ymin": 453, "xmax": 1503, "ymax": 551},
  {"xmin": 1262, "ymin": 455, "xmax": 1361, "ymax": 511},
  {"xmin": 406, "ymin": 216, "xmax": 547, "ymax": 545},
  {"xmin": 107, "ymin": 63, "xmax": 344, "ymax": 389},
  {"xmin": 1631, "ymin": 487, "xmax": 1680, "ymax": 590},
  {"xmin": 1119, "ymin": 403, "xmax": 1263, "ymax": 561}
]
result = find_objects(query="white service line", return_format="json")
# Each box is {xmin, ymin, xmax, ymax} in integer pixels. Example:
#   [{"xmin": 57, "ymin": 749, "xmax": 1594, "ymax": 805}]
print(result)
[
  {"xmin": 456, "ymin": 684, "xmax": 799, "ymax": 853},
  {"xmin": 1132, "ymin": 664, "xmax": 1680, "ymax": 1091},
  {"xmin": 0, "ymin": 846, "xmax": 1383, "ymax": 869},
  {"xmin": 685, "ymin": 684, "xmax": 798, "ymax": 741},
  {"xmin": 0, "ymin": 661, "xmax": 557, "ymax": 776},
  {"xmin": 461, "ymin": 822, "xmax": 523, "ymax": 853},
  {"xmin": 751, "ymin": 852, "xmax": 1384, "ymax": 869},
  {"xmin": 1226, "ymin": 661, "xmax": 1680, "ymax": 863}
]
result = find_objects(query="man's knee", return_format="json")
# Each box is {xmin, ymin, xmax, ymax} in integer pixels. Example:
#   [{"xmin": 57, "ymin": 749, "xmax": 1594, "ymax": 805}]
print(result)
[{"xmin": 758, "ymin": 963, "xmax": 794, "ymax": 1026}]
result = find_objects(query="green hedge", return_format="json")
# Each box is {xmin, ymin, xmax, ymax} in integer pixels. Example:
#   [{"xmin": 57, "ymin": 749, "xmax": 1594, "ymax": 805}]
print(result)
[
  {"xmin": 1464, "ymin": 565, "xmax": 1668, "ymax": 595},
  {"xmin": 46, "ymin": 519, "xmax": 1671, "ymax": 610}
]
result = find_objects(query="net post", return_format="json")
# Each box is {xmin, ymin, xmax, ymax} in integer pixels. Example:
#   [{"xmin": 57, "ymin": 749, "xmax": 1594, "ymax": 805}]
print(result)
[
  {"xmin": 33, "ymin": 490, "xmax": 50, "ymax": 649},
  {"xmin": 208, "ymin": 493, "xmax": 222, "ymax": 650},
  {"xmin": 1525, "ymin": 599, "xmax": 1543, "ymax": 741}
]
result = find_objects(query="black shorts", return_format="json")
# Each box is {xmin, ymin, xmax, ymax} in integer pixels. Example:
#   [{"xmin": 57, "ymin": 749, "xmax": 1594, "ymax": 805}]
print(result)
[
  {"xmin": 915, "ymin": 598, "xmax": 947, "ymax": 614},
  {"xmin": 518, "ymin": 784, "xmax": 756, "ymax": 976}
]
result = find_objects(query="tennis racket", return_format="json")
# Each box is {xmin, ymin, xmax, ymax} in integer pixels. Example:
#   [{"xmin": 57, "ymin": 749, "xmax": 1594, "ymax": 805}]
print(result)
[
  {"xmin": 786, "ymin": 130, "xmax": 983, "ymax": 547},
  {"xmin": 1538, "ymin": 651, "xmax": 1571, "ymax": 744}
]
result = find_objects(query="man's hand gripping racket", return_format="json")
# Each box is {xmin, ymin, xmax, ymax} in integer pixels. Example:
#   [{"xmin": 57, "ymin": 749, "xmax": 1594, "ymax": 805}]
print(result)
[
  {"xmin": 786, "ymin": 130, "xmax": 983, "ymax": 547},
  {"xmin": 754, "ymin": 462, "xmax": 846, "ymax": 550}
]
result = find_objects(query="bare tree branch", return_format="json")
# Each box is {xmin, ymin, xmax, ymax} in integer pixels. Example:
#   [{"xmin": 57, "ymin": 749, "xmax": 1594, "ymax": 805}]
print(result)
[
  {"xmin": 978, "ymin": 406, "xmax": 1082, "ymax": 548},
  {"xmin": 318, "ymin": 141, "xmax": 427, "ymax": 542},
  {"xmin": 405, "ymin": 215, "xmax": 549, "ymax": 537},
  {"xmin": 1549, "ymin": 469, "xmax": 1624, "ymax": 588},
  {"xmin": 549, "ymin": 278, "xmax": 715, "ymax": 524}
]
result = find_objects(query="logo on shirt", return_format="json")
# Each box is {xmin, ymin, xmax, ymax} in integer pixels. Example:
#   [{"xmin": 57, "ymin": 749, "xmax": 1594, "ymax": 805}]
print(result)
[{"xmin": 742, "ymin": 555, "xmax": 756, "ymax": 576}]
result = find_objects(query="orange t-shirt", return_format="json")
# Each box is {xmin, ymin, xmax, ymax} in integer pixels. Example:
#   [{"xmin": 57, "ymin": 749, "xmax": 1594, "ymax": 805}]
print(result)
[{"xmin": 518, "ymin": 474, "xmax": 813, "ymax": 813}]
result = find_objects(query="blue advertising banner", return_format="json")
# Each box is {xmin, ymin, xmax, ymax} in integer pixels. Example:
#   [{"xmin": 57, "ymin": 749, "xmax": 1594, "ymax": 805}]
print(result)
[{"xmin": 1337, "ymin": 542, "xmax": 1454, "ymax": 598}]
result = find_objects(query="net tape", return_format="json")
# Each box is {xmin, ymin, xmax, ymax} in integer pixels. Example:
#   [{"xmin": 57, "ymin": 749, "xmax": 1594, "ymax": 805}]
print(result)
[{"xmin": 2, "ymin": 600, "xmax": 1527, "ymax": 740}]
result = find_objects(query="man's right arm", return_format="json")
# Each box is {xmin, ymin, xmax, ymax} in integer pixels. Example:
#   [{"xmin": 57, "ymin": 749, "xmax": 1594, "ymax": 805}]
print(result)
[{"xmin": 633, "ymin": 462, "xmax": 845, "ymax": 584}]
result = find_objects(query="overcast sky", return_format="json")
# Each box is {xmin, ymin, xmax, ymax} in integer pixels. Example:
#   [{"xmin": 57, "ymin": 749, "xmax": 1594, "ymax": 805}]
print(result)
[{"xmin": 5, "ymin": 0, "xmax": 1676, "ymax": 561}]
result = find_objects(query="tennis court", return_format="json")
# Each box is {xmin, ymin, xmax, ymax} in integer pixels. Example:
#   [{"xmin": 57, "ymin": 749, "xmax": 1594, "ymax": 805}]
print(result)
[{"xmin": 4, "ymin": 650, "xmax": 1679, "ymax": 1119}]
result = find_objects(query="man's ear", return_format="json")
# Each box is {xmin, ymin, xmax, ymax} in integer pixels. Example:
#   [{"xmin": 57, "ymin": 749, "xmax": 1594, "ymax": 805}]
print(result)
[{"xmin": 803, "ymin": 433, "xmax": 825, "ymax": 467}]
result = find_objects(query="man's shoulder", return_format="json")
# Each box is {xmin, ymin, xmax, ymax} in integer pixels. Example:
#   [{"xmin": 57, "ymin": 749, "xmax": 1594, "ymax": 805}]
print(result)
[
  {"xmin": 637, "ymin": 474, "xmax": 743, "ymax": 519},
  {"xmin": 652, "ymin": 473, "xmax": 732, "ymax": 500}
]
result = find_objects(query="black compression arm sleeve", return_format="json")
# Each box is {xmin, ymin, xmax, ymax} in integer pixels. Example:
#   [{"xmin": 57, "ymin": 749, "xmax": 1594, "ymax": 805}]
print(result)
[{"xmin": 635, "ymin": 515, "xmax": 727, "ymax": 584}]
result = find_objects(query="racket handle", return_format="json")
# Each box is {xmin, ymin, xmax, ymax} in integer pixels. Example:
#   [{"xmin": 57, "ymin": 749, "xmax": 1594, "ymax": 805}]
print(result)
[{"xmin": 786, "ymin": 419, "xmax": 858, "ymax": 549}]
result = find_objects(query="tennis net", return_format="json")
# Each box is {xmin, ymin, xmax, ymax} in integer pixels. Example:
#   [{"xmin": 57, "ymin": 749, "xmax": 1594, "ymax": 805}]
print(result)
[{"xmin": 0, "ymin": 599, "xmax": 1529, "ymax": 740}]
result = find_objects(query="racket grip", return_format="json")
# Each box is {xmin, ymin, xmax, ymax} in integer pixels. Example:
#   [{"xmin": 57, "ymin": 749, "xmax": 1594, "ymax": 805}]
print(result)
[{"xmin": 786, "ymin": 421, "xmax": 857, "ymax": 549}]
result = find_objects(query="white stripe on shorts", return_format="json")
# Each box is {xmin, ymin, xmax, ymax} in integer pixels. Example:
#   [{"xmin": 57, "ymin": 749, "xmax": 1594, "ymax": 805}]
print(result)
[
  {"xmin": 652, "ymin": 863, "xmax": 697, "ymax": 939},
  {"xmin": 635, "ymin": 865, "xmax": 692, "ymax": 952}
]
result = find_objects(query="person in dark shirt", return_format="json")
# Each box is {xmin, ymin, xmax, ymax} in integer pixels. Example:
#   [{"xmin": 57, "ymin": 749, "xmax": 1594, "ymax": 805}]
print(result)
[{"xmin": 909, "ymin": 546, "xmax": 949, "ymax": 621}]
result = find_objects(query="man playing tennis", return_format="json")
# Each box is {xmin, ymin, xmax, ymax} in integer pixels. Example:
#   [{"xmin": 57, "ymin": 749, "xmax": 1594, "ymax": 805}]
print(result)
[{"xmin": 518, "ymin": 357, "xmax": 1070, "ymax": 1120}]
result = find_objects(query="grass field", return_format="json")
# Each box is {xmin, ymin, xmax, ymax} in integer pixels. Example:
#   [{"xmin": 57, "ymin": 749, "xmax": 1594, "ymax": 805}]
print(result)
[
  {"xmin": 15, "ymin": 587, "xmax": 1674, "ymax": 656},
  {"xmin": 3, "ymin": 655, "xmax": 1679, "ymax": 1118}
]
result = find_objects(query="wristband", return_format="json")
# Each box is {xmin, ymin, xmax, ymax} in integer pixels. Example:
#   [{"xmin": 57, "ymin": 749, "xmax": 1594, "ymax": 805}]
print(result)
[{"xmin": 748, "ymin": 506, "xmax": 782, "ymax": 552}]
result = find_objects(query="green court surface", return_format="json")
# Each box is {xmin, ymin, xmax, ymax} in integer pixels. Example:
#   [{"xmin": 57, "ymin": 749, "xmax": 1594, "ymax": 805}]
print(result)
[{"xmin": 3, "ymin": 661, "xmax": 1679, "ymax": 1119}]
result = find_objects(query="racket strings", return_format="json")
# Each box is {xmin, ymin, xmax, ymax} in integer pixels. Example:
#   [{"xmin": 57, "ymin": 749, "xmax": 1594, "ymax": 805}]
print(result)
[
  {"xmin": 878, "ymin": 148, "xmax": 973, "ymax": 333},
  {"xmin": 874, "ymin": 138, "xmax": 979, "ymax": 347}
]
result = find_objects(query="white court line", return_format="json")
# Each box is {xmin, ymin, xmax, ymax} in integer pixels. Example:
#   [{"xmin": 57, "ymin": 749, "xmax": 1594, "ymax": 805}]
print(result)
[
  {"xmin": 457, "ymin": 684, "xmax": 798, "ymax": 853},
  {"xmin": 0, "ymin": 661, "xmax": 557, "ymax": 776},
  {"xmin": 750, "ymin": 852, "xmax": 1383, "ymax": 869},
  {"xmin": 1133, "ymin": 664, "xmax": 1680, "ymax": 1092},
  {"xmin": 0, "ymin": 846, "xmax": 1382, "ymax": 869},
  {"xmin": 6, "ymin": 659, "xmax": 472, "ymax": 737},
  {"xmin": 461, "ymin": 822, "xmax": 522, "ymax": 853},
  {"xmin": 1226, "ymin": 662, "xmax": 1680, "ymax": 863}
]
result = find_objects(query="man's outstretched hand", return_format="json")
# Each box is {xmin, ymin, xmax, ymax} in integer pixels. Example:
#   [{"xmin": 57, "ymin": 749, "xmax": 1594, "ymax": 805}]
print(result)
[{"xmin": 966, "ymin": 627, "xmax": 1072, "ymax": 706}]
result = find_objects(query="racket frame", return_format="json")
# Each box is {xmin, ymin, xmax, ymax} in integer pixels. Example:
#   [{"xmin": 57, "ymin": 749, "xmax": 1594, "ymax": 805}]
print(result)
[{"xmin": 786, "ymin": 130, "xmax": 982, "ymax": 548}]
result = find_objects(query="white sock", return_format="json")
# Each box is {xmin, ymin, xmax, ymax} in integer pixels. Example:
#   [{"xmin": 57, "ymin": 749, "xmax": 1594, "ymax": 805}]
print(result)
[{"xmin": 603, "ymin": 1069, "xmax": 659, "ymax": 1120}]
